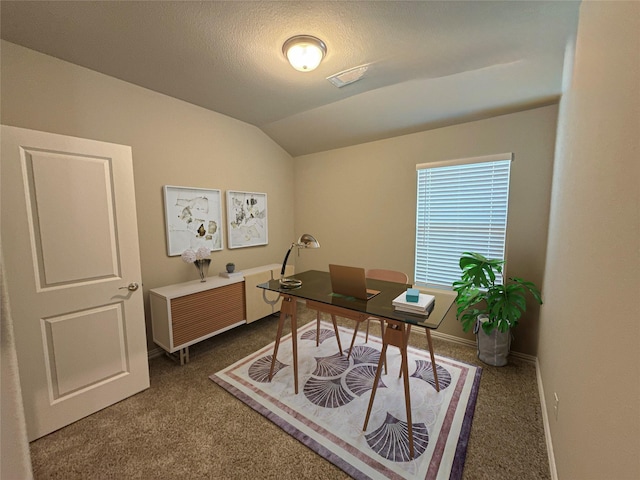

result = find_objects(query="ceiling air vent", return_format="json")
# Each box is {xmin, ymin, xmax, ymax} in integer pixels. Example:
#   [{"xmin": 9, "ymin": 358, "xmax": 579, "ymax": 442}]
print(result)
[{"xmin": 327, "ymin": 65, "xmax": 369, "ymax": 88}]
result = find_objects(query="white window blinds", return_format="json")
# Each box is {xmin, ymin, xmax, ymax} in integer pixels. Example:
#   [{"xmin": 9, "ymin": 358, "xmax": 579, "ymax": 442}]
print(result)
[{"xmin": 414, "ymin": 153, "xmax": 512, "ymax": 288}]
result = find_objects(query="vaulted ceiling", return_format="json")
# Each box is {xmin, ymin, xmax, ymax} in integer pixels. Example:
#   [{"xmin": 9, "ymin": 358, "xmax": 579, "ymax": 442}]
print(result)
[{"xmin": 1, "ymin": 1, "xmax": 580, "ymax": 156}]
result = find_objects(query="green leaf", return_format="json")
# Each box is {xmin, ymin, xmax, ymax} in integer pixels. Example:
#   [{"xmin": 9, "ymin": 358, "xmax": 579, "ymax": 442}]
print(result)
[
  {"xmin": 458, "ymin": 252, "xmax": 504, "ymax": 289},
  {"xmin": 511, "ymin": 277, "xmax": 543, "ymax": 304},
  {"xmin": 510, "ymin": 294, "xmax": 527, "ymax": 312},
  {"xmin": 481, "ymin": 320, "xmax": 497, "ymax": 334},
  {"xmin": 453, "ymin": 252, "xmax": 542, "ymax": 334},
  {"xmin": 460, "ymin": 308, "xmax": 482, "ymax": 332}
]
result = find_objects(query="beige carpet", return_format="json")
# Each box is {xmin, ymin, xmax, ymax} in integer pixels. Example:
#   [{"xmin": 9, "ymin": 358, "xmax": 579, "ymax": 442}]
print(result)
[{"xmin": 30, "ymin": 304, "xmax": 550, "ymax": 479}]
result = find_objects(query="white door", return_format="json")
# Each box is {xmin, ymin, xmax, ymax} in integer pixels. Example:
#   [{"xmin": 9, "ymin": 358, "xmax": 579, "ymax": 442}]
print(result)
[{"xmin": 1, "ymin": 125, "xmax": 150, "ymax": 441}]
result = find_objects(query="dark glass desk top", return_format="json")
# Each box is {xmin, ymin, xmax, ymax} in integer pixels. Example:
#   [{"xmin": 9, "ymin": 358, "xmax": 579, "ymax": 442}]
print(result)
[{"xmin": 257, "ymin": 270, "xmax": 455, "ymax": 330}]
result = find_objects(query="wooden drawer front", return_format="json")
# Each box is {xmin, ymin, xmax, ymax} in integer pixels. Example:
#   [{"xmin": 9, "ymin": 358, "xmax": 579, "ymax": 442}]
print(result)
[{"xmin": 170, "ymin": 282, "xmax": 245, "ymax": 347}]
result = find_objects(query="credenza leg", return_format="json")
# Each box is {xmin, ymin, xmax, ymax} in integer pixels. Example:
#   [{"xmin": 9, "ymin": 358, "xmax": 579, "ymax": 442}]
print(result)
[
  {"xmin": 164, "ymin": 347, "xmax": 190, "ymax": 366},
  {"xmin": 180, "ymin": 347, "xmax": 190, "ymax": 365}
]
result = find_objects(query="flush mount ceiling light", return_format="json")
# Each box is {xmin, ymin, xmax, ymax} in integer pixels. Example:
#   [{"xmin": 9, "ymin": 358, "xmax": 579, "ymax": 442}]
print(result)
[{"xmin": 282, "ymin": 35, "xmax": 327, "ymax": 72}]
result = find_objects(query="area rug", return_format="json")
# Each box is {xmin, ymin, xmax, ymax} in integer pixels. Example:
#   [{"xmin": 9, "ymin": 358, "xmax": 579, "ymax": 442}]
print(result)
[{"xmin": 210, "ymin": 321, "xmax": 481, "ymax": 480}]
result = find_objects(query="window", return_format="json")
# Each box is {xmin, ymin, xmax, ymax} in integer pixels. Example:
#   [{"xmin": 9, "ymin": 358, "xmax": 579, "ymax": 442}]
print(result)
[{"xmin": 414, "ymin": 153, "xmax": 513, "ymax": 288}]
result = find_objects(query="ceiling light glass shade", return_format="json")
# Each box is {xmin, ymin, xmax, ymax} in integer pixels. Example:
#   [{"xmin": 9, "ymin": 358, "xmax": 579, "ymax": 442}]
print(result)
[{"xmin": 283, "ymin": 35, "xmax": 327, "ymax": 72}]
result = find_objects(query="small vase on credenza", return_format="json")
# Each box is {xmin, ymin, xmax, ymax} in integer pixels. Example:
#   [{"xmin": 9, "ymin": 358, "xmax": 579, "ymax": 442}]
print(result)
[{"xmin": 195, "ymin": 259, "xmax": 211, "ymax": 282}]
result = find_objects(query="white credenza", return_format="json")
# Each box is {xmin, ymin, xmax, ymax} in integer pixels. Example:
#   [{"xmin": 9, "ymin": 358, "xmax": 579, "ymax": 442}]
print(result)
[{"xmin": 150, "ymin": 263, "xmax": 291, "ymax": 364}]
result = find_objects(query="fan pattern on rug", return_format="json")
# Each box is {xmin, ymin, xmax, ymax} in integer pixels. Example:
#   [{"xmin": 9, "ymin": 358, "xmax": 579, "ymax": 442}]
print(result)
[{"xmin": 211, "ymin": 321, "xmax": 481, "ymax": 480}]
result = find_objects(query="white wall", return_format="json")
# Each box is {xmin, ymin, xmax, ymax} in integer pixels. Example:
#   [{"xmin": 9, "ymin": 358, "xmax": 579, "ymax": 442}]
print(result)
[
  {"xmin": 538, "ymin": 2, "xmax": 640, "ymax": 479},
  {"xmin": 1, "ymin": 41, "xmax": 296, "ymax": 351},
  {"xmin": 293, "ymin": 105, "xmax": 558, "ymax": 356}
]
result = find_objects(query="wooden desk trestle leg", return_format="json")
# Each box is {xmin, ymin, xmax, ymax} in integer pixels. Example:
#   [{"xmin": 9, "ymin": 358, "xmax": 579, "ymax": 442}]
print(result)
[
  {"xmin": 424, "ymin": 328, "xmax": 440, "ymax": 392},
  {"xmin": 398, "ymin": 326, "xmax": 440, "ymax": 392},
  {"xmin": 315, "ymin": 312, "xmax": 343, "ymax": 355},
  {"xmin": 363, "ymin": 320, "xmax": 415, "ymax": 459},
  {"xmin": 348, "ymin": 318, "xmax": 387, "ymax": 374},
  {"xmin": 268, "ymin": 294, "xmax": 299, "ymax": 394}
]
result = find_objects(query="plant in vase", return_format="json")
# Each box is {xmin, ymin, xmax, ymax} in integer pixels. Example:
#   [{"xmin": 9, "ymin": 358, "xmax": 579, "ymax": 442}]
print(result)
[
  {"xmin": 452, "ymin": 252, "xmax": 543, "ymax": 366},
  {"xmin": 226, "ymin": 262, "xmax": 235, "ymax": 273},
  {"xmin": 181, "ymin": 246, "xmax": 211, "ymax": 282}
]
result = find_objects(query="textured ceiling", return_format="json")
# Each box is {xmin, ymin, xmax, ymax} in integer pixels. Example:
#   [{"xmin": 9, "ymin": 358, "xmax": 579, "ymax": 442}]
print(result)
[{"xmin": 0, "ymin": 1, "xmax": 580, "ymax": 156}]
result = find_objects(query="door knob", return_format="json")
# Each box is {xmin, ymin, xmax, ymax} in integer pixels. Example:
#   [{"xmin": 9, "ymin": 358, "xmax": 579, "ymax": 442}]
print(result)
[{"xmin": 119, "ymin": 282, "xmax": 139, "ymax": 292}]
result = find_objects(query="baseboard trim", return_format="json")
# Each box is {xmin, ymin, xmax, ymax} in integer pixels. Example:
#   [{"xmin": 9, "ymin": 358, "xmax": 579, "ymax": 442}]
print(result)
[
  {"xmin": 509, "ymin": 349, "xmax": 537, "ymax": 364},
  {"xmin": 419, "ymin": 330, "xmax": 537, "ymax": 364},
  {"xmin": 147, "ymin": 347, "xmax": 164, "ymax": 360},
  {"xmin": 430, "ymin": 330, "xmax": 476, "ymax": 348},
  {"xmin": 536, "ymin": 358, "xmax": 558, "ymax": 480}
]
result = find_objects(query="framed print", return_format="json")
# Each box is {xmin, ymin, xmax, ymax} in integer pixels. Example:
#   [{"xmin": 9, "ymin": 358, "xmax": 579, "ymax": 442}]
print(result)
[
  {"xmin": 163, "ymin": 185, "xmax": 223, "ymax": 256},
  {"xmin": 226, "ymin": 190, "xmax": 268, "ymax": 249}
]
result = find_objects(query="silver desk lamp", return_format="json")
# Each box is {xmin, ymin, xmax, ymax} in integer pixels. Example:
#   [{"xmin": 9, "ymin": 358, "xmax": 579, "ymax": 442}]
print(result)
[{"xmin": 279, "ymin": 233, "xmax": 320, "ymax": 288}]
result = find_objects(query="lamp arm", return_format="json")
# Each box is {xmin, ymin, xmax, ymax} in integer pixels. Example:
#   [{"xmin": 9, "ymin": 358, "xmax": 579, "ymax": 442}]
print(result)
[{"xmin": 280, "ymin": 244, "xmax": 296, "ymax": 277}]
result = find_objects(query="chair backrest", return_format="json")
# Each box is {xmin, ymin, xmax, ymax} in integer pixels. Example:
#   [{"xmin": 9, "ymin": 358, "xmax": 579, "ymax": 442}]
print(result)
[{"xmin": 366, "ymin": 269, "xmax": 409, "ymax": 284}]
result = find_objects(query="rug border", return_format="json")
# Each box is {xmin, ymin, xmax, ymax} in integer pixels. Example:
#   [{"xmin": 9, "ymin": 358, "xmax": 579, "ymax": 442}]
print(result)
[
  {"xmin": 210, "ymin": 321, "xmax": 482, "ymax": 480},
  {"xmin": 450, "ymin": 367, "xmax": 482, "ymax": 480}
]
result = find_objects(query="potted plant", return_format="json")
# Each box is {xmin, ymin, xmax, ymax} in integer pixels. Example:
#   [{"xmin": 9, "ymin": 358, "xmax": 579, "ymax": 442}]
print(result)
[
  {"xmin": 452, "ymin": 252, "xmax": 543, "ymax": 366},
  {"xmin": 226, "ymin": 262, "xmax": 235, "ymax": 273}
]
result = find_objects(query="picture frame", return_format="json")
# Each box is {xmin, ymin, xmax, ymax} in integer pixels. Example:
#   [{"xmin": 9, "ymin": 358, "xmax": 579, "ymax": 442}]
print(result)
[
  {"xmin": 163, "ymin": 185, "xmax": 224, "ymax": 256},
  {"xmin": 226, "ymin": 190, "xmax": 268, "ymax": 249}
]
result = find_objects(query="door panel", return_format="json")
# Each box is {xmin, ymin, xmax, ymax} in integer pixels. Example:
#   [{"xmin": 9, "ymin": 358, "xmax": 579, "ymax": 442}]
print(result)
[
  {"xmin": 1, "ymin": 125, "xmax": 150, "ymax": 441},
  {"xmin": 25, "ymin": 149, "xmax": 119, "ymax": 286},
  {"xmin": 43, "ymin": 304, "xmax": 128, "ymax": 399}
]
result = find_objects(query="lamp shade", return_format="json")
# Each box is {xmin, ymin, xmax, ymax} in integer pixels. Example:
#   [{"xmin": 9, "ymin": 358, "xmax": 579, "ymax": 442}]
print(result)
[
  {"xmin": 296, "ymin": 233, "xmax": 320, "ymax": 248},
  {"xmin": 283, "ymin": 35, "xmax": 327, "ymax": 72}
]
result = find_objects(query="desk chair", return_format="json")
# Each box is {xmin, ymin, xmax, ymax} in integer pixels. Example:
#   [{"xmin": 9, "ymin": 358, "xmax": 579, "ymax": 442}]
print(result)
[{"xmin": 346, "ymin": 269, "xmax": 409, "ymax": 362}]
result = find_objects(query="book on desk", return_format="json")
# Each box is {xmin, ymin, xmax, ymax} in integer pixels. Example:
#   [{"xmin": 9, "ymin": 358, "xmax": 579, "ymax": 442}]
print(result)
[{"xmin": 392, "ymin": 290, "xmax": 436, "ymax": 315}]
